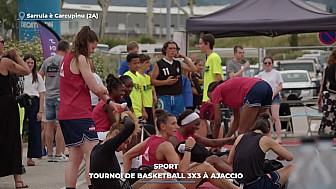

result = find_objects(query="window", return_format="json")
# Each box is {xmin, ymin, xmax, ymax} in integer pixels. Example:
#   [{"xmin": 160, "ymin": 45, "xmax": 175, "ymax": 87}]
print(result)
[{"xmin": 282, "ymin": 73, "xmax": 309, "ymax": 82}]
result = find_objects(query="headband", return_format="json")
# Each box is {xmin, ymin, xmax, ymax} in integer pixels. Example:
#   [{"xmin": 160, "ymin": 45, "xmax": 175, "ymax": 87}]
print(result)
[{"xmin": 181, "ymin": 112, "xmax": 200, "ymax": 126}]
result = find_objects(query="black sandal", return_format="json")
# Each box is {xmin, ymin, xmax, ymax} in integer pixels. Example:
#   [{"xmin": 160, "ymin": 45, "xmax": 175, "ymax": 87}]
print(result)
[{"xmin": 15, "ymin": 180, "xmax": 28, "ymax": 188}]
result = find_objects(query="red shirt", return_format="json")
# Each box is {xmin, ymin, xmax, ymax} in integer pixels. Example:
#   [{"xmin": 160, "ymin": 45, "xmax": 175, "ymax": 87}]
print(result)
[
  {"xmin": 142, "ymin": 135, "xmax": 169, "ymax": 166},
  {"xmin": 176, "ymin": 129, "xmax": 195, "ymax": 143},
  {"xmin": 212, "ymin": 77, "xmax": 261, "ymax": 108},
  {"xmin": 58, "ymin": 52, "xmax": 92, "ymax": 120},
  {"xmin": 92, "ymin": 100, "xmax": 111, "ymax": 132}
]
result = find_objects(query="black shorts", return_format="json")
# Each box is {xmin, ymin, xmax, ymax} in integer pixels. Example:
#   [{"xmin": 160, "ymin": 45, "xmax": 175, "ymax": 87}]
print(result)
[
  {"xmin": 235, "ymin": 171, "xmax": 281, "ymax": 189},
  {"xmin": 243, "ymin": 81, "xmax": 272, "ymax": 109},
  {"xmin": 59, "ymin": 118, "xmax": 99, "ymax": 147}
]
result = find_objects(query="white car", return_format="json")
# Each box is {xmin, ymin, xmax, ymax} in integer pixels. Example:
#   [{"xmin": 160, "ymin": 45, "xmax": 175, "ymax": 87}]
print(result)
[{"xmin": 280, "ymin": 70, "xmax": 315, "ymax": 99}]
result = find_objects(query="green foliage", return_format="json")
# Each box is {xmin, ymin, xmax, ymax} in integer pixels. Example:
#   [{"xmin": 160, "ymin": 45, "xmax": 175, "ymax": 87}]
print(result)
[
  {"xmin": 289, "ymin": 34, "xmax": 298, "ymax": 47},
  {"xmin": 91, "ymin": 53, "xmax": 117, "ymax": 85},
  {"xmin": 4, "ymin": 38, "xmax": 44, "ymax": 68},
  {"xmin": 136, "ymin": 34, "xmax": 156, "ymax": 44},
  {"xmin": 0, "ymin": 0, "xmax": 19, "ymax": 39},
  {"xmin": 99, "ymin": 36, "xmax": 125, "ymax": 48}
]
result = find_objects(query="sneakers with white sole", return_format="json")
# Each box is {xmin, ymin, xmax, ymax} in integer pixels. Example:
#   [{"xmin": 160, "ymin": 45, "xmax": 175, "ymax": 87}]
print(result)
[
  {"xmin": 53, "ymin": 154, "xmax": 69, "ymax": 162},
  {"xmin": 47, "ymin": 155, "xmax": 54, "ymax": 162}
]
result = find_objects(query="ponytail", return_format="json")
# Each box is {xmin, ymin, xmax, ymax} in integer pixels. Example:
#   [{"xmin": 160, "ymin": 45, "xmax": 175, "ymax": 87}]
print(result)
[
  {"xmin": 250, "ymin": 113, "xmax": 271, "ymax": 134},
  {"xmin": 72, "ymin": 26, "xmax": 98, "ymax": 65}
]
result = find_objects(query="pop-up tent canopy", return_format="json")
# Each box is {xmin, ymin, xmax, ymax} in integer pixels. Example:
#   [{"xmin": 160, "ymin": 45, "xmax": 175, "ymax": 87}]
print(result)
[{"xmin": 186, "ymin": 0, "xmax": 336, "ymax": 38}]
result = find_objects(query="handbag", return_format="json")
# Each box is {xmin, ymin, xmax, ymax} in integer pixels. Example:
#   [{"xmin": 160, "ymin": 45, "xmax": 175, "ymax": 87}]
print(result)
[
  {"xmin": 262, "ymin": 159, "xmax": 284, "ymax": 173},
  {"xmin": 16, "ymin": 93, "xmax": 32, "ymax": 108}
]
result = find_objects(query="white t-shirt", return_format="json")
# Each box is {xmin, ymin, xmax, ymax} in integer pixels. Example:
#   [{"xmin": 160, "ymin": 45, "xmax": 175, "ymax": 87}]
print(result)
[
  {"xmin": 90, "ymin": 73, "xmax": 104, "ymax": 106},
  {"xmin": 257, "ymin": 69, "xmax": 283, "ymax": 94},
  {"xmin": 24, "ymin": 73, "xmax": 46, "ymax": 97}
]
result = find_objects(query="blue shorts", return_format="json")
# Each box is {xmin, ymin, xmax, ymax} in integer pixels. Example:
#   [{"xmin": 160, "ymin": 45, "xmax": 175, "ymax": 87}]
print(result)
[
  {"xmin": 243, "ymin": 81, "xmax": 272, "ymax": 109},
  {"xmin": 157, "ymin": 94, "xmax": 184, "ymax": 118},
  {"xmin": 244, "ymin": 171, "xmax": 281, "ymax": 189},
  {"xmin": 59, "ymin": 118, "xmax": 99, "ymax": 147},
  {"xmin": 45, "ymin": 98, "xmax": 60, "ymax": 121},
  {"xmin": 272, "ymin": 94, "xmax": 280, "ymax": 105}
]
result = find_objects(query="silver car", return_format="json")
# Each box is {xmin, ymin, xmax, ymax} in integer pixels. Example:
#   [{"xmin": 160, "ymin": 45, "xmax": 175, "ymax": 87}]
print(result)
[{"xmin": 280, "ymin": 70, "xmax": 315, "ymax": 99}]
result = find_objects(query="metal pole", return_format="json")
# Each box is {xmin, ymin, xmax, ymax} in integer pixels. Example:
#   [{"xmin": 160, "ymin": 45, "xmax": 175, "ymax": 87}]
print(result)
[
  {"xmin": 177, "ymin": 0, "xmax": 180, "ymax": 31},
  {"xmin": 166, "ymin": 0, "xmax": 171, "ymax": 40},
  {"xmin": 126, "ymin": 13, "xmax": 131, "ymax": 43}
]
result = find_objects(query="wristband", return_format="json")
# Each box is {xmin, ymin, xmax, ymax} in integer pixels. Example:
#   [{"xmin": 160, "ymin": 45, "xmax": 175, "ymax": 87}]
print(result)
[
  {"xmin": 185, "ymin": 146, "xmax": 192, "ymax": 152},
  {"xmin": 106, "ymin": 98, "xmax": 112, "ymax": 105}
]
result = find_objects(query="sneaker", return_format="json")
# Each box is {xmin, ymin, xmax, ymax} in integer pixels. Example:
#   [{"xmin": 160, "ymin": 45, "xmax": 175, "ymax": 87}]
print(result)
[
  {"xmin": 53, "ymin": 154, "xmax": 69, "ymax": 162},
  {"xmin": 47, "ymin": 155, "xmax": 54, "ymax": 162}
]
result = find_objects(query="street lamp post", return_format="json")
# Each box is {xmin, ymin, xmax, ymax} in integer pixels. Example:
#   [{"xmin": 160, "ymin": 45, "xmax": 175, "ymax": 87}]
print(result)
[{"xmin": 126, "ymin": 13, "xmax": 131, "ymax": 43}]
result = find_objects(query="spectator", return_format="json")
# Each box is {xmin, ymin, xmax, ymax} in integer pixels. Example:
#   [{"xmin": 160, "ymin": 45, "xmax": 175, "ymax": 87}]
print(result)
[
  {"xmin": 182, "ymin": 74, "xmax": 193, "ymax": 110},
  {"xmin": 124, "ymin": 53, "xmax": 146, "ymax": 119},
  {"xmin": 89, "ymin": 63, "xmax": 103, "ymax": 110},
  {"xmin": 23, "ymin": 54, "xmax": 46, "ymax": 166},
  {"xmin": 118, "ymin": 41, "xmax": 152, "ymax": 76},
  {"xmin": 190, "ymin": 58, "xmax": 205, "ymax": 112},
  {"xmin": 39, "ymin": 41, "xmax": 69, "ymax": 162},
  {"xmin": 0, "ymin": 47, "xmax": 30, "ymax": 188},
  {"xmin": 226, "ymin": 46, "xmax": 250, "ymax": 78},
  {"xmin": 318, "ymin": 49, "xmax": 336, "ymax": 136},
  {"xmin": 151, "ymin": 40, "xmax": 196, "ymax": 117},
  {"xmin": 138, "ymin": 53, "xmax": 156, "ymax": 125},
  {"xmin": 197, "ymin": 34, "xmax": 224, "ymax": 138},
  {"xmin": 257, "ymin": 56, "xmax": 283, "ymax": 143}
]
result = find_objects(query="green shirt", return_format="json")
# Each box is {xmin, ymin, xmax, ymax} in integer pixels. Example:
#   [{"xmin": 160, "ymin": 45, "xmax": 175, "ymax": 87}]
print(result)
[
  {"xmin": 203, "ymin": 52, "xmax": 224, "ymax": 102},
  {"xmin": 139, "ymin": 74, "xmax": 153, "ymax": 108},
  {"xmin": 124, "ymin": 71, "xmax": 142, "ymax": 117}
]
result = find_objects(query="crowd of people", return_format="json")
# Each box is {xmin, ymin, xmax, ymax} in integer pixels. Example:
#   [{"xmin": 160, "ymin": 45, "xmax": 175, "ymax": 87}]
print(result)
[{"xmin": 2, "ymin": 26, "xmax": 336, "ymax": 189}]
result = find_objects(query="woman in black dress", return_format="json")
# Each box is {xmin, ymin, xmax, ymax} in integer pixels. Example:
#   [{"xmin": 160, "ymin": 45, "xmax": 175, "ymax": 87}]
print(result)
[{"xmin": 0, "ymin": 48, "xmax": 30, "ymax": 188}]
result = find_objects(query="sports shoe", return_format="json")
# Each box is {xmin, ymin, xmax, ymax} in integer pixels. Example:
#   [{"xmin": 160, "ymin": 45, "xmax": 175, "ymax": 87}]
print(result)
[
  {"xmin": 47, "ymin": 155, "xmax": 54, "ymax": 162},
  {"xmin": 53, "ymin": 154, "xmax": 69, "ymax": 162}
]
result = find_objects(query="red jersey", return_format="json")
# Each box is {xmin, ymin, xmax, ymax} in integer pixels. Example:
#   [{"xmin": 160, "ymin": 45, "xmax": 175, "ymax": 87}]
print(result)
[
  {"xmin": 92, "ymin": 100, "xmax": 111, "ymax": 132},
  {"xmin": 142, "ymin": 135, "xmax": 169, "ymax": 166},
  {"xmin": 212, "ymin": 77, "xmax": 261, "ymax": 108},
  {"xmin": 58, "ymin": 52, "xmax": 92, "ymax": 120},
  {"xmin": 176, "ymin": 129, "xmax": 195, "ymax": 143}
]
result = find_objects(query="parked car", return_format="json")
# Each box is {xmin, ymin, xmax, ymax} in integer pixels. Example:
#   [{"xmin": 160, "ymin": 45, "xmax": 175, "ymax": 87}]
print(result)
[
  {"xmin": 223, "ymin": 64, "xmax": 260, "ymax": 79},
  {"xmin": 296, "ymin": 56, "xmax": 323, "ymax": 72},
  {"xmin": 280, "ymin": 70, "xmax": 315, "ymax": 99},
  {"xmin": 276, "ymin": 59, "xmax": 321, "ymax": 96}
]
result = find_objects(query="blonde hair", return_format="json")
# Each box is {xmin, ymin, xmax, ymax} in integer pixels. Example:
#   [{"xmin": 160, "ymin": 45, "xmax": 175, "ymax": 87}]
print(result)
[{"xmin": 105, "ymin": 111, "xmax": 140, "ymax": 139}]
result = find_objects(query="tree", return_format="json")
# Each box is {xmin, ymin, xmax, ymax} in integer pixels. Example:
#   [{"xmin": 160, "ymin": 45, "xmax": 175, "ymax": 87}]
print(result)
[
  {"xmin": 289, "ymin": 34, "xmax": 298, "ymax": 47},
  {"xmin": 172, "ymin": 0, "xmax": 195, "ymax": 17},
  {"xmin": 60, "ymin": 0, "xmax": 65, "ymax": 10},
  {"xmin": 97, "ymin": 0, "xmax": 111, "ymax": 39},
  {"xmin": 0, "ymin": 0, "xmax": 19, "ymax": 39}
]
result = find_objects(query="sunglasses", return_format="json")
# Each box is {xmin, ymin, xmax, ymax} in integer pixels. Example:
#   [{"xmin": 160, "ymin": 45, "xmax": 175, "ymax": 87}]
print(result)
[
  {"xmin": 264, "ymin": 62, "xmax": 272, "ymax": 65},
  {"xmin": 0, "ymin": 40, "xmax": 4, "ymax": 45}
]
